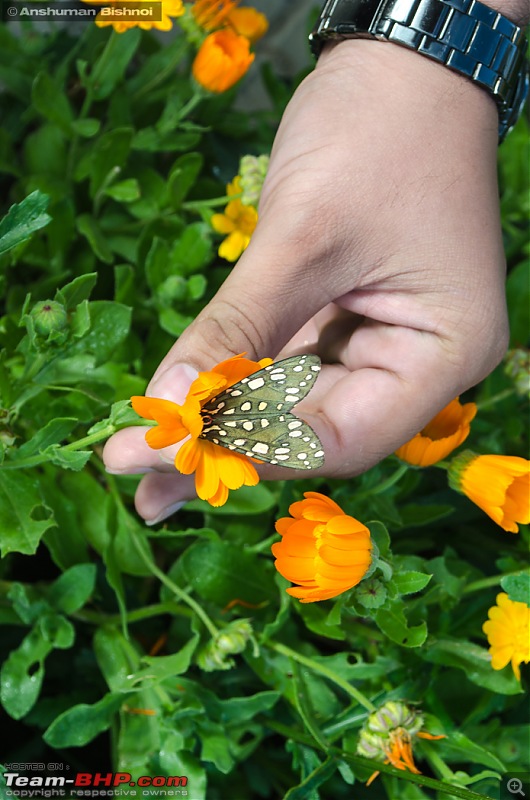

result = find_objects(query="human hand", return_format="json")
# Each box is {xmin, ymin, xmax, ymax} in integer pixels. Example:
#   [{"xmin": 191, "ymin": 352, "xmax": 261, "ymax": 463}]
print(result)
[{"xmin": 103, "ymin": 39, "xmax": 508, "ymax": 524}]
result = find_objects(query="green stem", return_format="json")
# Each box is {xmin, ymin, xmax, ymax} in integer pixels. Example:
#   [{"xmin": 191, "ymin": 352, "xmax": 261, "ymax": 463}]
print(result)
[
  {"xmin": 67, "ymin": 31, "xmax": 120, "ymax": 179},
  {"xmin": 176, "ymin": 91, "xmax": 205, "ymax": 120},
  {"xmin": 477, "ymin": 388, "xmax": 515, "ymax": 411},
  {"xmin": 128, "ymin": 520, "xmax": 218, "ymax": 638},
  {"xmin": 463, "ymin": 568, "xmax": 529, "ymax": 595},
  {"xmin": 266, "ymin": 641, "xmax": 376, "ymax": 714},
  {"xmin": 356, "ymin": 462, "xmax": 409, "ymax": 498},
  {"xmin": 421, "ymin": 741, "xmax": 455, "ymax": 782},
  {"xmin": 263, "ymin": 720, "xmax": 493, "ymax": 800},
  {"xmin": 182, "ymin": 193, "xmax": 240, "ymax": 211},
  {"xmin": 0, "ymin": 425, "xmax": 116, "ymax": 470},
  {"xmin": 74, "ymin": 601, "xmax": 193, "ymax": 626}
]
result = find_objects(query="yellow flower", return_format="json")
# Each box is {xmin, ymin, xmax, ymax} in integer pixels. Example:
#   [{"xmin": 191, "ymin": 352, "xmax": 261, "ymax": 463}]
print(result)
[
  {"xmin": 131, "ymin": 354, "xmax": 272, "ymax": 506},
  {"xmin": 483, "ymin": 593, "xmax": 530, "ymax": 681},
  {"xmin": 211, "ymin": 176, "xmax": 258, "ymax": 261},
  {"xmin": 88, "ymin": 0, "xmax": 184, "ymax": 32},
  {"xmin": 192, "ymin": 28, "xmax": 254, "ymax": 93},
  {"xmin": 357, "ymin": 701, "xmax": 445, "ymax": 785},
  {"xmin": 191, "ymin": 0, "xmax": 236, "ymax": 30},
  {"xmin": 395, "ymin": 397, "xmax": 477, "ymax": 467},
  {"xmin": 271, "ymin": 492, "xmax": 372, "ymax": 603},
  {"xmin": 449, "ymin": 452, "xmax": 530, "ymax": 533}
]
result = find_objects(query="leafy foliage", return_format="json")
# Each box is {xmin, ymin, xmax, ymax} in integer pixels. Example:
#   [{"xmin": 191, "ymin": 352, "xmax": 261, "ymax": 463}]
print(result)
[{"xmin": 0, "ymin": 16, "xmax": 528, "ymax": 800}]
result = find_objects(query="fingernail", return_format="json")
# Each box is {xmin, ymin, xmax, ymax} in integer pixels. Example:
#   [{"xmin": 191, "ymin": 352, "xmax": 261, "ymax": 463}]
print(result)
[
  {"xmin": 145, "ymin": 501, "xmax": 186, "ymax": 527},
  {"xmin": 148, "ymin": 364, "xmax": 199, "ymax": 403}
]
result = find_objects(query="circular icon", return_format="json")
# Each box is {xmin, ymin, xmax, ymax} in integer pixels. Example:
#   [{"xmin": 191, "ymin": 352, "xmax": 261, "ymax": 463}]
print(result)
[
  {"xmin": 7, "ymin": 7, "xmax": 18, "ymax": 15},
  {"xmin": 508, "ymin": 778, "xmax": 526, "ymax": 797}
]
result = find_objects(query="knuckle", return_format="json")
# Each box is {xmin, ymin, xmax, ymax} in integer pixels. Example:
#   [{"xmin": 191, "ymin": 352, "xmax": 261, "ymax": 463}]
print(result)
[{"xmin": 192, "ymin": 298, "xmax": 269, "ymax": 363}]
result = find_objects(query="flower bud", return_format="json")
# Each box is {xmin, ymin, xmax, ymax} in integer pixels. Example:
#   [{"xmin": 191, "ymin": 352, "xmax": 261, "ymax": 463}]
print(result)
[
  {"xmin": 30, "ymin": 300, "xmax": 68, "ymax": 336},
  {"xmin": 215, "ymin": 619, "xmax": 253, "ymax": 654},
  {"xmin": 504, "ymin": 348, "xmax": 530, "ymax": 399},
  {"xmin": 239, "ymin": 154, "xmax": 269, "ymax": 206},
  {"xmin": 196, "ymin": 620, "xmax": 254, "ymax": 672}
]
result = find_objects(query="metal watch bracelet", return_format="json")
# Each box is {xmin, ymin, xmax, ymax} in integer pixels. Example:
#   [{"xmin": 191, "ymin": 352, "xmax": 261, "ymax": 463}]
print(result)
[{"xmin": 309, "ymin": 0, "xmax": 529, "ymax": 141}]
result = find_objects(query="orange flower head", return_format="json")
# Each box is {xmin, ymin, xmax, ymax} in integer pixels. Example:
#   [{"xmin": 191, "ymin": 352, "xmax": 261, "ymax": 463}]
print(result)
[
  {"xmin": 449, "ymin": 451, "xmax": 530, "ymax": 533},
  {"xmin": 191, "ymin": 0, "xmax": 237, "ymax": 30},
  {"xmin": 272, "ymin": 492, "xmax": 372, "ymax": 603},
  {"xmin": 192, "ymin": 28, "xmax": 254, "ymax": 93},
  {"xmin": 395, "ymin": 397, "xmax": 477, "ymax": 467},
  {"xmin": 357, "ymin": 701, "xmax": 445, "ymax": 785},
  {"xmin": 191, "ymin": 1, "xmax": 268, "ymax": 41},
  {"xmin": 90, "ymin": 0, "xmax": 184, "ymax": 32},
  {"xmin": 227, "ymin": 6, "xmax": 268, "ymax": 42},
  {"xmin": 211, "ymin": 176, "xmax": 258, "ymax": 261},
  {"xmin": 483, "ymin": 592, "xmax": 530, "ymax": 681},
  {"xmin": 131, "ymin": 354, "xmax": 272, "ymax": 507}
]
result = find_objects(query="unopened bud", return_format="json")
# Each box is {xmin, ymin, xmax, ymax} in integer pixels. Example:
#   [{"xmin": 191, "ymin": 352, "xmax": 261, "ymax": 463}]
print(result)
[
  {"xmin": 30, "ymin": 300, "xmax": 67, "ymax": 336},
  {"xmin": 504, "ymin": 348, "xmax": 530, "ymax": 398},
  {"xmin": 239, "ymin": 154, "xmax": 269, "ymax": 207}
]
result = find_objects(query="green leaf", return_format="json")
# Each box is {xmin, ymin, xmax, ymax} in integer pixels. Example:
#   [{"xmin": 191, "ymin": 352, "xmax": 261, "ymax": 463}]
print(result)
[
  {"xmin": 400, "ymin": 504, "xmax": 454, "ymax": 527},
  {"xmin": 105, "ymin": 178, "xmax": 141, "ymax": 202},
  {"xmin": 393, "ymin": 571, "xmax": 433, "ymax": 595},
  {"xmin": 437, "ymin": 731, "xmax": 506, "ymax": 773},
  {"xmin": 284, "ymin": 757, "xmax": 337, "ymax": 800},
  {"xmin": 1, "ymin": 626, "xmax": 51, "ymax": 719},
  {"xmin": 39, "ymin": 613, "xmax": 75, "ymax": 649},
  {"xmin": 32, "ymin": 72, "xmax": 73, "ymax": 133},
  {"xmin": 15, "ymin": 418, "xmax": 78, "ymax": 458},
  {"xmin": 424, "ymin": 638, "xmax": 522, "ymax": 694},
  {"xmin": 0, "ymin": 471, "xmax": 55, "ymax": 557},
  {"xmin": 169, "ymin": 539, "xmax": 276, "ymax": 607},
  {"xmin": 185, "ymin": 483, "xmax": 276, "ymax": 515},
  {"xmin": 94, "ymin": 627, "xmax": 140, "ymax": 693},
  {"xmin": 46, "ymin": 446, "xmax": 93, "ymax": 471},
  {"xmin": 71, "ymin": 118, "xmax": 101, "ymax": 138},
  {"xmin": 76, "ymin": 214, "xmax": 114, "ymax": 264},
  {"xmin": 506, "ymin": 260, "xmax": 530, "ymax": 346},
  {"xmin": 68, "ymin": 300, "xmax": 132, "ymax": 364},
  {"xmin": 91, "ymin": 30, "xmax": 141, "ymax": 100},
  {"xmin": 0, "ymin": 190, "xmax": 51, "ymax": 256},
  {"xmin": 171, "ymin": 222, "xmax": 213, "ymax": 275},
  {"xmin": 134, "ymin": 636, "xmax": 199, "ymax": 689},
  {"xmin": 44, "ymin": 693, "xmax": 126, "ymax": 747},
  {"xmin": 501, "ymin": 572, "xmax": 530, "ymax": 606},
  {"xmin": 167, "ymin": 152, "xmax": 203, "ymax": 209},
  {"xmin": 375, "ymin": 603, "xmax": 428, "ymax": 647},
  {"xmin": 88, "ymin": 127, "xmax": 133, "ymax": 198},
  {"xmin": 48, "ymin": 564, "xmax": 97, "ymax": 614},
  {"xmin": 55, "ymin": 273, "xmax": 98, "ymax": 309},
  {"xmin": 367, "ymin": 520, "xmax": 391, "ymax": 557}
]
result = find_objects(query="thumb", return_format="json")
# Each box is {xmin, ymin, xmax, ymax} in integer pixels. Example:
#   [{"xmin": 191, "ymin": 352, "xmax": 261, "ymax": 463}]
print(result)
[{"xmin": 147, "ymin": 231, "xmax": 326, "ymax": 399}]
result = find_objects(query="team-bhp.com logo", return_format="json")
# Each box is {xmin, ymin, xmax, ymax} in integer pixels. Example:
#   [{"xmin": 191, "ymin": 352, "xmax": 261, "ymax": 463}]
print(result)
[{"xmin": 3, "ymin": 772, "xmax": 188, "ymax": 797}]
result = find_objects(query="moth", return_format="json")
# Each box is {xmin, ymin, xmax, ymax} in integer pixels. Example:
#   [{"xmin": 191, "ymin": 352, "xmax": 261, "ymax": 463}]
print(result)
[{"xmin": 199, "ymin": 354, "xmax": 325, "ymax": 469}]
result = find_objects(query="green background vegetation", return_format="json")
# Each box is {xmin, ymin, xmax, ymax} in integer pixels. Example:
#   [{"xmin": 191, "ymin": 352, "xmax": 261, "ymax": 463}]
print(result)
[{"xmin": 0, "ymin": 19, "xmax": 528, "ymax": 800}]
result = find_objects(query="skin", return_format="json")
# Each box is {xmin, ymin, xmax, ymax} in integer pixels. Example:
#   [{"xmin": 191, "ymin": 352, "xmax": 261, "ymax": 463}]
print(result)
[{"xmin": 103, "ymin": 3, "xmax": 529, "ymax": 524}]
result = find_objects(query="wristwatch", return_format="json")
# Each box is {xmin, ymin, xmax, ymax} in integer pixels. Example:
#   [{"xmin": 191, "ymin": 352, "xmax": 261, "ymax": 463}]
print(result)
[{"xmin": 309, "ymin": 0, "xmax": 529, "ymax": 142}]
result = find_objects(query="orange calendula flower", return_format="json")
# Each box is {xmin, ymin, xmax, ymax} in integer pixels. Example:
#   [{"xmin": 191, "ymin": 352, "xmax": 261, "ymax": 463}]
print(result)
[
  {"xmin": 191, "ymin": 0, "xmax": 268, "ymax": 42},
  {"xmin": 192, "ymin": 28, "xmax": 254, "ymax": 93},
  {"xmin": 395, "ymin": 397, "xmax": 477, "ymax": 467},
  {"xmin": 131, "ymin": 354, "xmax": 272, "ymax": 507},
  {"xmin": 272, "ymin": 492, "xmax": 372, "ymax": 603},
  {"xmin": 227, "ymin": 6, "xmax": 268, "ymax": 42},
  {"xmin": 357, "ymin": 701, "xmax": 445, "ymax": 785},
  {"xmin": 89, "ymin": 0, "xmax": 184, "ymax": 32},
  {"xmin": 448, "ymin": 451, "xmax": 530, "ymax": 533},
  {"xmin": 211, "ymin": 176, "xmax": 258, "ymax": 261},
  {"xmin": 483, "ymin": 592, "xmax": 530, "ymax": 681}
]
